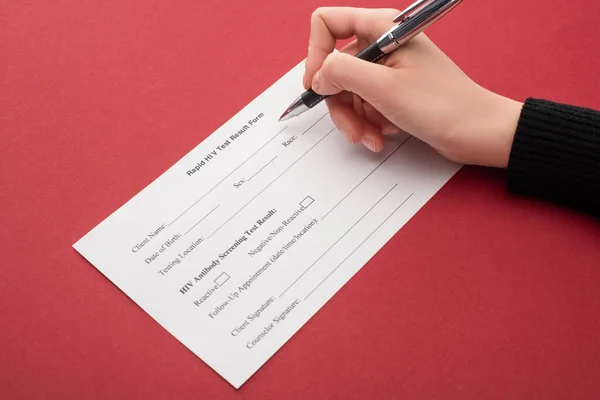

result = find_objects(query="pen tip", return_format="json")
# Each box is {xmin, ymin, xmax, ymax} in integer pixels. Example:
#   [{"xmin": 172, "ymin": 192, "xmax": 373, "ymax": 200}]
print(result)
[
  {"xmin": 278, "ymin": 106, "xmax": 295, "ymax": 122},
  {"xmin": 279, "ymin": 96, "xmax": 308, "ymax": 122}
]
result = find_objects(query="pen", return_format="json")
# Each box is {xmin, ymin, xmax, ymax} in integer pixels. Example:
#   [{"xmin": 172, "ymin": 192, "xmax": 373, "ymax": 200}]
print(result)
[{"xmin": 279, "ymin": 0, "xmax": 463, "ymax": 121}]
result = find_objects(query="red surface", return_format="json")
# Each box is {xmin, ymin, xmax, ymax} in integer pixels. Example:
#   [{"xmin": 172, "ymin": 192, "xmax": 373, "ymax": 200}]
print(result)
[{"xmin": 2, "ymin": 0, "xmax": 600, "ymax": 398}]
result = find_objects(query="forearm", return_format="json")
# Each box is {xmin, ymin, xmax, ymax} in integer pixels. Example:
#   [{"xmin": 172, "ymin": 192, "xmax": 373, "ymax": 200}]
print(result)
[{"xmin": 507, "ymin": 98, "xmax": 600, "ymax": 215}]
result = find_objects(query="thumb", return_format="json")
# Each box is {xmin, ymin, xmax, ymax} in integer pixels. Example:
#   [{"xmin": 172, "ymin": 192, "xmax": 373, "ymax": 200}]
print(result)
[{"xmin": 311, "ymin": 52, "xmax": 395, "ymax": 103}]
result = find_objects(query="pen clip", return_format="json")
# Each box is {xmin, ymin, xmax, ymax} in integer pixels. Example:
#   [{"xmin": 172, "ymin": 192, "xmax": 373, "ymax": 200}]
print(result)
[{"xmin": 393, "ymin": 0, "xmax": 435, "ymax": 23}]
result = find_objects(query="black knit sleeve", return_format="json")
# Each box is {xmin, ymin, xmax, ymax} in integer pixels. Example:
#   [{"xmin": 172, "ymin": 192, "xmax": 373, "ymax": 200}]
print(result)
[{"xmin": 506, "ymin": 98, "xmax": 600, "ymax": 216}]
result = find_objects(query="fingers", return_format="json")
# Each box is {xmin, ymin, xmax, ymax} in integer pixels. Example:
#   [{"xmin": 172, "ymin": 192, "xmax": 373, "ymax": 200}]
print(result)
[
  {"xmin": 303, "ymin": 7, "xmax": 404, "ymax": 152},
  {"xmin": 363, "ymin": 102, "xmax": 403, "ymax": 135},
  {"xmin": 361, "ymin": 124, "xmax": 385, "ymax": 152},
  {"xmin": 326, "ymin": 94, "xmax": 385, "ymax": 152},
  {"xmin": 311, "ymin": 51, "xmax": 395, "ymax": 104},
  {"xmin": 338, "ymin": 38, "xmax": 369, "ymax": 57},
  {"xmin": 326, "ymin": 94, "xmax": 362, "ymax": 144},
  {"xmin": 304, "ymin": 7, "xmax": 399, "ymax": 89}
]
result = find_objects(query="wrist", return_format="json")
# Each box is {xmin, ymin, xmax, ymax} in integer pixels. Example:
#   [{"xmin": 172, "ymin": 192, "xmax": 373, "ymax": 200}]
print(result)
[
  {"xmin": 454, "ymin": 87, "xmax": 523, "ymax": 168},
  {"xmin": 482, "ymin": 92, "xmax": 523, "ymax": 168}
]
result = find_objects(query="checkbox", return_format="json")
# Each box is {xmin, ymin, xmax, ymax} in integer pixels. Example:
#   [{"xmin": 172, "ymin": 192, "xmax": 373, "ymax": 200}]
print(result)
[
  {"xmin": 300, "ymin": 196, "xmax": 314, "ymax": 208},
  {"xmin": 214, "ymin": 272, "xmax": 230, "ymax": 286}
]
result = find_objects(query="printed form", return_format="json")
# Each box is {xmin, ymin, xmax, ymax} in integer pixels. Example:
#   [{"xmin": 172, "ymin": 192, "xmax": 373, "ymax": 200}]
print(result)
[{"xmin": 74, "ymin": 60, "xmax": 461, "ymax": 388}]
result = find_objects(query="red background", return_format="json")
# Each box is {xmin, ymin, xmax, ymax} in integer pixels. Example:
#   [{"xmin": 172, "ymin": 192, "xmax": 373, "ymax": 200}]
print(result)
[{"xmin": 2, "ymin": 0, "xmax": 600, "ymax": 398}]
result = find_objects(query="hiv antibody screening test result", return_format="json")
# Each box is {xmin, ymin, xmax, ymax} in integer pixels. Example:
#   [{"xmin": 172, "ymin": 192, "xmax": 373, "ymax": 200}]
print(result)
[{"xmin": 74, "ymin": 60, "xmax": 462, "ymax": 388}]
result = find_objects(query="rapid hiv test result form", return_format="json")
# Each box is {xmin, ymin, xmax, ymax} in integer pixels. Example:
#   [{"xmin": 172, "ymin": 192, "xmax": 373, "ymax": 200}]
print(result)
[{"xmin": 74, "ymin": 60, "xmax": 461, "ymax": 388}]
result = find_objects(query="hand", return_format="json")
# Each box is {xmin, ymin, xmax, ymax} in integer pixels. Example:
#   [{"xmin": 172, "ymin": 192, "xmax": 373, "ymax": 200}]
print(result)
[{"xmin": 304, "ymin": 7, "xmax": 524, "ymax": 168}]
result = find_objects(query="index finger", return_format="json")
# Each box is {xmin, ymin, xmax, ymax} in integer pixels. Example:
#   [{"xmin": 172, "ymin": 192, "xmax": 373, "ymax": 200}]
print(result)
[{"xmin": 303, "ymin": 7, "xmax": 399, "ymax": 89}]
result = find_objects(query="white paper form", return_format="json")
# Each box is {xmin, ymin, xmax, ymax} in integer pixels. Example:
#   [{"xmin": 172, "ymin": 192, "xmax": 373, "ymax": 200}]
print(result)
[{"xmin": 73, "ymin": 60, "xmax": 462, "ymax": 388}]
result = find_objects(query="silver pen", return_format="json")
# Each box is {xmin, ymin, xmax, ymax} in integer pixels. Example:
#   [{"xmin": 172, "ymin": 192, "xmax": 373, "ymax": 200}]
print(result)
[{"xmin": 279, "ymin": 0, "xmax": 464, "ymax": 121}]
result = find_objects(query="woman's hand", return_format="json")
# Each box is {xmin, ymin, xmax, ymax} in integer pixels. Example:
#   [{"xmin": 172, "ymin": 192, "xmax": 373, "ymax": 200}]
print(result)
[{"xmin": 304, "ymin": 7, "xmax": 523, "ymax": 168}]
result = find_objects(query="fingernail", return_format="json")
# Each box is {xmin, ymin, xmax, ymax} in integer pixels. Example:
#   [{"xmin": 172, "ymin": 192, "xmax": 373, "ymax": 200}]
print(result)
[
  {"xmin": 312, "ymin": 71, "xmax": 320, "ymax": 91},
  {"xmin": 303, "ymin": 71, "xmax": 311, "ymax": 89},
  {"xmin": 382, "ymin": 124, "xmax": 400, "ymax": 136},
  {"xmin": 339, "ymin": 127, "xmax": 353, "ymax": 143},
  {"xmin": 361, "ymin": 136, "xmax": 377, "ymax": 152}
]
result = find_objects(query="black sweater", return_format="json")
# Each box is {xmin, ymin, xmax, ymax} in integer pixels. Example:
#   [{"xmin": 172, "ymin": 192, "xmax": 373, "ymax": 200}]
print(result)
[{"xmin": 506, "ymin": 98, "xmax": 600, "ymax": 216}]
